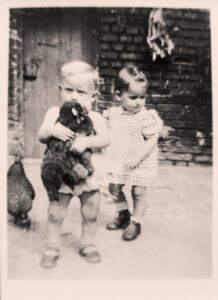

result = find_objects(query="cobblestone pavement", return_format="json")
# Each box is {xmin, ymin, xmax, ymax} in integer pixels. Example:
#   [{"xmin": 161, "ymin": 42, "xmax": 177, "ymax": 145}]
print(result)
[{"xmin": 7, "ymin": 159, "xmax": 212, "ymax": 279}]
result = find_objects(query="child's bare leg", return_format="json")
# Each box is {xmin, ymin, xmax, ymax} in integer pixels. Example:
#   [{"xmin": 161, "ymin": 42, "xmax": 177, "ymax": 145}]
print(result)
[
  {"xmin": 40, "ymin": 192, "xmax": 72, "ymax": 268},
  {"xmin": 122, "ymin": 186, "xmax": 147, "ymax": 241},
  {"xmin": 132, "ymin": 186, "xmax": 147, "ymax": 221},
  {"xmin": 109, "ymin": 183, "xmax": 127, "ymax": 210},
  {"xmin": 79, "ymin": 190, "xmax": 101, "ymax": 263},
  {"xmin": 106, "ymin": 183, "xmax": 131, "ymax": 230}
]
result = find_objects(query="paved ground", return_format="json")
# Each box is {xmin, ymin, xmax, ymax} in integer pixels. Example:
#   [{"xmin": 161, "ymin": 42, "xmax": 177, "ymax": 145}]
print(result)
[{"xmin": 7, "ymin": 159, "xmax": 212, "ymax": 279}]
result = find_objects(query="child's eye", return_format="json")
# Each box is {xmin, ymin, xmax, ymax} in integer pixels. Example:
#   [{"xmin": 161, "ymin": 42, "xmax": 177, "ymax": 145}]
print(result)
[
  {"xmin": 78, "ymin": 90, "xmax": 86, "ymax": 95},
  {"xmin": 140, "ymin": 95, "xmax": 145, "ymax": 99},
  {"xmin": 129, "ymin": 96, "xmax": 137, "ymax": 100},
  {"xmin": 64, "ymin": 88, "xmax": 73, "ymax": 93}
]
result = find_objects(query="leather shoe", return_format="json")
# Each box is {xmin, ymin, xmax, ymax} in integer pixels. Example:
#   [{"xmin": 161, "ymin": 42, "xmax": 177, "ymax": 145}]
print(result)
[
  {"xmin": 122, "ymin": 220, "xmax": 141, "ymax": 241},
  {"xmin": 106, "ymin": 209, "xmax": 131, "ymax": 230}
]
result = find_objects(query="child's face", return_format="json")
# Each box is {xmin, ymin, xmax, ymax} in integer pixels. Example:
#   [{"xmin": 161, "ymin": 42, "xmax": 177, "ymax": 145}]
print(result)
[
  {"xmin": 120, "ymin": 81, "xmax": 146, "ymax": 114},
  {"xmin": 60, "ymin": 73, "xmax": 96, "ymax": 112}
]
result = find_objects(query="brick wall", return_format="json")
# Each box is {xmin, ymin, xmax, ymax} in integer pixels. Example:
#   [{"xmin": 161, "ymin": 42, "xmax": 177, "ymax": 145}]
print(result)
[
  {"xmin": 97, "ymin": 7, "xmax": 212, "ymax": 165},
  {"xmin": 8, "ymin": 10, "xmax": 24, "ymax": 161},
  {"xmin": 8, "ymin": 7, "xmax": 212, "ymax": 165}
]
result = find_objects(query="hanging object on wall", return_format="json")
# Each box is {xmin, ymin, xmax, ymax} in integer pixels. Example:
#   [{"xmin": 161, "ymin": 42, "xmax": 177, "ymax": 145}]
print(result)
[{"xmin": 147, "ymin": 8, "xmax": 175, "ymax": 61}]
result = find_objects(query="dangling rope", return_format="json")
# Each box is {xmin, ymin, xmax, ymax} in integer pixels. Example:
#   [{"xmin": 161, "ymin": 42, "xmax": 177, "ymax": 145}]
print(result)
[{"xmin": 147, "ymin": 8, "xmax": 175, "ymax": 61}]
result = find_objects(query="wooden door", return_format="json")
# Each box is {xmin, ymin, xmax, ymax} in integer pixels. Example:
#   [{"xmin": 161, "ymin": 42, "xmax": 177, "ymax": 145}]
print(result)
[{"xmin": 23, "ymin": 8, "xmax": 98, "ymax": 158}]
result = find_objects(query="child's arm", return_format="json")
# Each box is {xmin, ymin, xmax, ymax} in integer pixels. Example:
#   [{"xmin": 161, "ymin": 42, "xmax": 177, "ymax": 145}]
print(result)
[
  {"xmin": 70, "ymin": 112, "xmax": 110, "ymax": 153},
  {"xmin": 38, "ymin": 107, "xmax": 75, "ymax": 143},
  {"xmin": 125, "ymin": 135, "xmax": 158, "ymax": 169},
  {"xmin": 125, "ymin": 109, "xmax": 163, "ymax": 168}
]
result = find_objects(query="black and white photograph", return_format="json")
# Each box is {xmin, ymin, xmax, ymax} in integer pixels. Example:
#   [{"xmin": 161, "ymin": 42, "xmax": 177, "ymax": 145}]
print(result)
[{"xmin": 0, "ymin": 0, "xmax": 217, "ymax": 299}]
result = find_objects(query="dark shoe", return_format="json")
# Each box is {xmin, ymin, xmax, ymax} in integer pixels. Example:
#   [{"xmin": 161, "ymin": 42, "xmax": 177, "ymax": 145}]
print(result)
[
  {"xmin": 79, "ymin": 244, "xmax": 101, "ymax": 263},
  {"xmin": 106, "ymin": 209, "xmax": 131, "ymax": 230},
  {"xmin": 40, "ymin": 247, "xmax": 60, "ymax": 268},
  {"xmin": 122, "ymin": 220, "xmax": 141, "ymax": 241}
]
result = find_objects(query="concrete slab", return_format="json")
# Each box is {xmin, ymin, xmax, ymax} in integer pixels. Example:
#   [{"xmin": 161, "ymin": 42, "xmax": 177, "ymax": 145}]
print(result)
[{"xmin": 7, "ymin": 159, "xmax": 212, "ymax": 278}]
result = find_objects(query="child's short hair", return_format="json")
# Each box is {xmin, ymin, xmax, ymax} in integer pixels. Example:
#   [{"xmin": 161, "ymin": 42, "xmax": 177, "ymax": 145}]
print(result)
[
  {"xmin": 61, "ymin": 60, "xmax": 99, "ymax": 89},
  {"xmin": 115, "ymin": 64, "xmax": 148, "ymax": 92}
]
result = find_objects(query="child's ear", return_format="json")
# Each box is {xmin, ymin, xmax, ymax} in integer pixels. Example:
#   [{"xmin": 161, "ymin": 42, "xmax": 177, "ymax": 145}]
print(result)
[
  {"xmin": 115, "ymin": 90, "xmax": 121, "ymax": 101},
  {"xmin": 92, "ymin": 90, "xmax": 100, "ymax": 101}
]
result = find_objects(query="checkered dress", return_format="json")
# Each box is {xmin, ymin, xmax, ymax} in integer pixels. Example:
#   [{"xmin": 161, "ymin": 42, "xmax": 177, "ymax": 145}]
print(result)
[{"xmin": 103, "ymin": 106, "xmax": 163, "ymax": 187}]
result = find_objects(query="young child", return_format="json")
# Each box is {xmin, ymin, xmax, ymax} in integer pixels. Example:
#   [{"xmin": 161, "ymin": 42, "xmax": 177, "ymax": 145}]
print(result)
[
  {"xmin": 103, "ymin": 64, "xmax": 163, "ymax": 241},
  {"xmin": 38, "ymin": 60, "xmax": 110, "ymax": 267}
]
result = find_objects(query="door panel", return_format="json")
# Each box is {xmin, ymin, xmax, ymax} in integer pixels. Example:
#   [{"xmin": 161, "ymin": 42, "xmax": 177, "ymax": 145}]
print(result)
[{"xmin": 23, "ymin": 9, "xmax": 98, "ymax": 158}]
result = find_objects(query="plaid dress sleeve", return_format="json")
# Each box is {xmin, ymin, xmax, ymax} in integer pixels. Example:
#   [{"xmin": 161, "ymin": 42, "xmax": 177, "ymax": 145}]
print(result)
[{"xmin": 141, "ymin": 109, "xmax": 163, "ymax": 139}]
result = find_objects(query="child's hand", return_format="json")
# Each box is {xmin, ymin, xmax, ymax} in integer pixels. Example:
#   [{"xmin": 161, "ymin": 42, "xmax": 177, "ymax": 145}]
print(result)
[
  {"xmin": 124, "ymin": 157, "xmax": 141, "ymax": 169},
  {"xmin": 70, "ymin": 136, "xmax": 88, "ymax": 154},
  {"xmin": 50, "ymin": 123, "xmax": 75, "ymax": 141}
]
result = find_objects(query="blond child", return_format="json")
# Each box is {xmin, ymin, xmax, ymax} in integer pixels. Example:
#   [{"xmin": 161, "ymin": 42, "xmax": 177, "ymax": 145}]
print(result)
[
  {"xmin": 103, "ymin": 64, "xmax": 163, "ymax": 241},
  {"xmin": 38, "ymin": 61, "xmax": 110, "ymax": 267}
]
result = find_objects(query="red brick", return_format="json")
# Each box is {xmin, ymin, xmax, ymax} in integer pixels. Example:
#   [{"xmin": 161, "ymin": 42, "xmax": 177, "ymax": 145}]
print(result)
[
  {"xmin": 126, "ymin": 44, "xmax": 140, "ymax": 52},
  {"xmin": 99, "ymin": 43, "xmax": 110, "ymax": 50},
  {"xmin": 99, "ymin": 60, "xmax": 109, "ymax": 67},
  {"xmin": 172, "ymin": 129, "xmax": 197, "ymax": 137},
  {"xmin": 194, "ymin": 155, "xmax": 212, "ymax": 163},
  {"xmin": 171, "ymin": 89, "xmax": 198, "ymax": 97},
  {"xmin": 159, "ymin": 160, "xmax": 174, "ymax": 166},
  {"xmin": 163, "ymin": 80, "xmax": 179, "ymax": 88},
  {"xmin": 120, "ymin": 52, "xmax": 145, "ymax": 60},
  {"xmin": 198, "ymin": 106, "xmax": 212, "ymax": 114},
  {"xmin": 157, "ymin": 104, "xmax": 184, "ymax": 112},
  {"xmin": 134, "ymin": 36, "xmax": 144, "ymax": 43},
  {"xmin": 120, "ymin": 35, "xmax": 132, "ymax": 43},
  {"xmin": 202, "ymin": 147, "xmax": 212, "ymax": 155},
  {"xmin": 127, "ymin": 8, "xmax": 141, "ymax": 15},
  {"xmin": 100, "ymin": 34, "xmax": 118, "ymax": 42},
  {"xmin": 178, "ymin": 81, "xmax": 194, "ymax": 89},
  {"xmin": 163, "ymin": 113, "xmax": 182, "ymax": 121},
  {"xmin": 178, "ymin": 20, "xmax": 207, "ymax": 30},
  {"xmin": 111, "ymin": 25, "xmax": 124, "ymax": 33},
  {"xmin": 149, "ymin": 80, "xmax": 164, "ymax": 88},
  {"xmin": 99, "ymin": 84, "xmax": 114, "ymax": 93},
  {"xmin": 100, "ymin": 24, "xmax": 110, "ymax": 33},
  {"xmin": 164, "ymin": 9, "xmax": 184, "ymax": 18},
  {"xmin": 97, "ymin": 101, "xmax": 113, "ymax": 110},
  {"xmin": 100, "ymin": 68, "xmax": 117, "ymax": 77},
  {"xmin": 100, "ymin": 51, "xmax": 118, "ymax": 60},
  {"xmin": 166, "ymin": 152, "xmax": 192, "ymax": 161},
  {"xmin": 184, "ymin": 10, "xmax": 209, "ymax": 21},
  {"xmin": 101, "ymin": 77, "xmax": 115, "ymax": 85},
  {"xmin": 146, "ymin": 104, "xmax": 156, "ymax": 110},
  {"xmin": 140, "ymin": 45, "xmax": 147, "ymax": 52},
  {"xmin": 179, "ymin": 137, "xmax": 198, "ymax": 146},
  {"xmin": 126, "ymin": 27, "xmax": 138, "ymax": 35},
  {"xmin": 100, "ymin": 16, "xmax": 117, "ymax": 23},
  {"xmin": 169, "ymin": 121, "xmax": 210, "ymax": 130},
  {"xmin": 111, "ymin": 43, "xmax": 124, "ymax": 51},
  {"xmin": 175, "ymin": 145, "xmax": 202, "ymax": 154},
  {"xmin": 110, "ymin": 61, "xmax": 123, "ymax": 68},
  {"xmin": 99, "ymin": 93, "xmax": 114, "ymax": 102}
]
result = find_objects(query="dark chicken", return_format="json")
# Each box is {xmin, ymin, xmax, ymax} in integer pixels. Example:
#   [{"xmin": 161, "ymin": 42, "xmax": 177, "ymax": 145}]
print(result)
[
  {"xmin": 41, "ymin": 101, "xmax": 95, "ymax": 202},
  {"xmin": 7, "ymin": 159, "xmax": 35, "ymax": 228}
]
